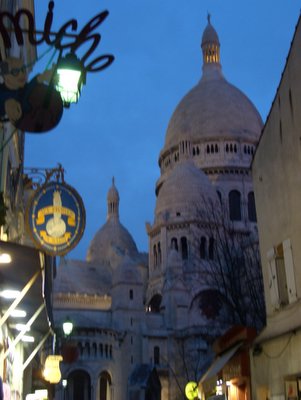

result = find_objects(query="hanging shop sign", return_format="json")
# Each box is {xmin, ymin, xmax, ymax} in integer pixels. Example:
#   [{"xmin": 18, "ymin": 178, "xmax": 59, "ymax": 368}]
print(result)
[
  {"xmin": 0, "ymin": 1, "xmax": 114, "ymax": 72},
  {"xmin": 26, "ymin": 182, "xmax": 85, "ymax": 256}
]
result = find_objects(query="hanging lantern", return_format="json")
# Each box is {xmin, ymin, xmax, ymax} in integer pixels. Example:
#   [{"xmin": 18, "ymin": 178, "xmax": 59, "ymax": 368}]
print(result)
[
  {"xmin": 55, "ymin": 53, "xmax": 86, "ymax": 107},
  {"xmin": 62, "ymin": 317, "xmax": 73, "ymax": 336},
  {"xmin": 43, "ymin": 355, "xmax": 63, "ymax": 384}
]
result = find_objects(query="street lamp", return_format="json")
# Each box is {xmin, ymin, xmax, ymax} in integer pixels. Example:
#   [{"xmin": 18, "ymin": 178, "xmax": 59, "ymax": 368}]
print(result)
[
  {"xmin": 62, "ymin": 317, "xmax": 73, "ymax": 336},
  {"xmin": 55, "ymin": 53, "xmax": 86, "ymax": 108}
]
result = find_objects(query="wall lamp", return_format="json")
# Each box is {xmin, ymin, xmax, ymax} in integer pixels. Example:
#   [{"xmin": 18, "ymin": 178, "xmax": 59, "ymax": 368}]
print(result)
[{"xmin": 55, "ymin": 53, "xmax": 86, "ymax": 108}]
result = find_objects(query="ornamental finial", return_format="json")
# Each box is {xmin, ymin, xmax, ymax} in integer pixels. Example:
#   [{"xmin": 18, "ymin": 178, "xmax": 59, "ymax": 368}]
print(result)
[{"xmin": 207, "ymin": 12, "xmax": 211, "ymax": 24}]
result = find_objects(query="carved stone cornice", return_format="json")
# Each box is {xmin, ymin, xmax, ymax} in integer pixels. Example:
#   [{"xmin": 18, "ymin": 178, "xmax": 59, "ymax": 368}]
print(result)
[{"xmin": 53, "ymin": 292, "xmax": 112, "ymax": 310}]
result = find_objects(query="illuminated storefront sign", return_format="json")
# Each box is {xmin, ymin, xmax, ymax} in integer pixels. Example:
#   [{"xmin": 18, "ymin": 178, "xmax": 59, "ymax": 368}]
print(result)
[
  {"xmin": 43, "ymin": 355, "xmax": 63, "ymax": 384},
  {"xmin": 26, "ymin": 182, "xmax": 85, "ymax": 256}
]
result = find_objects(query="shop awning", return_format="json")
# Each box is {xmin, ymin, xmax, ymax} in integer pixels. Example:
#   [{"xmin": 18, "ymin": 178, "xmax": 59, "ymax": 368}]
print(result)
[
  {"xmin": 200, "ymin": 342, "xmax": 242, "ymax": 384},
  {"xmin": 0, "ymin": 240, "xmax": 55, "ymax": 360}
]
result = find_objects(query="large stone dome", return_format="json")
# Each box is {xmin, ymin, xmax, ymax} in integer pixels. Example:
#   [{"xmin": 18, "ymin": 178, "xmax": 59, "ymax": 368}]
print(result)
[
  {"xmin": 155, "ymin": 160, "xmax": 218, "ymax": 222},
  {"xmin": 86, "ymin": 179, "xmax": 139, "ymax": 266},
  {"xmin": 162, "ymin": 17, "xmax": 262, "ymax": 152},
  {"xmin": 164, "ymin": 76, "xmax": 263, "ymax": 149}
]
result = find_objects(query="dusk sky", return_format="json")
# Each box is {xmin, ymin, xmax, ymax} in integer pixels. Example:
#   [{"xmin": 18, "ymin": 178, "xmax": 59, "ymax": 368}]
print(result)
[{"xmin": 24, "ymin": 1, "xmax": 300, "ymax": 260}]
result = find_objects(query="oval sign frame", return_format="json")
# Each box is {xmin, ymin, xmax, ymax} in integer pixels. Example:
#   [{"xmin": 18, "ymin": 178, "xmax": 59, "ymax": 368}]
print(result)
[{"xmin": 26, "ymin": 181, "xmax": 86, "ymax": 256}]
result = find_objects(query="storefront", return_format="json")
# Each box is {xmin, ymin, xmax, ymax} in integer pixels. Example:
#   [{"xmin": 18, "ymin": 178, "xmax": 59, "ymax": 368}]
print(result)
[
  {"xmin": 199, "ymin": 326, "xmax": 256, "ymax": 400},
  {"xmin": 0, "ymin": 240, "xmax": 55, "ymax": 400}
]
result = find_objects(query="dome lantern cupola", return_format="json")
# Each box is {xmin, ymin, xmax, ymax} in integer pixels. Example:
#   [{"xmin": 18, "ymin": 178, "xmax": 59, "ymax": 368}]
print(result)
[
  {"xmin": 201, "ymin": 14, "xmax": 221, "ymax": 68},
  {"xmin": 107, "ymin": 177, "xmax": 119, "ymax": 221}
]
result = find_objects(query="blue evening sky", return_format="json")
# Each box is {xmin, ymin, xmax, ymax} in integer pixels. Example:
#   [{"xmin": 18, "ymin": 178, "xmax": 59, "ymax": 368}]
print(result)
[{"xmin": 25, "ymin": 1, "xmax": 300, "ymax": 260}]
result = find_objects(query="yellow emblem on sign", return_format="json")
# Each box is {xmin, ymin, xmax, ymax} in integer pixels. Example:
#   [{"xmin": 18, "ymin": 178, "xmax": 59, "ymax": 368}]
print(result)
[{"xmin": 26, "ymin": 182, "xmax": 85, "ymax": 256}]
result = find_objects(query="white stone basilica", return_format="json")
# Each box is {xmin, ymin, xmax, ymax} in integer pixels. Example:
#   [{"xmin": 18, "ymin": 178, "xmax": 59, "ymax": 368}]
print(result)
[{"xmin": 53, "ymin": 16, "xmax": 263, "ymax": 400}]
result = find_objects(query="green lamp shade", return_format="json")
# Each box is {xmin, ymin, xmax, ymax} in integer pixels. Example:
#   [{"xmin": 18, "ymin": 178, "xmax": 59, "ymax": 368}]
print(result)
[{"xmin": 55, "ymin": 53, "xmax": 85, "ymax": 107}]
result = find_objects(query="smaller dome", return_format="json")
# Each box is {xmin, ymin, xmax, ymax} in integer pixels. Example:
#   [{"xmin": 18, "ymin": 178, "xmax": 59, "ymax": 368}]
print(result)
[
  {"xmin": 86, "ymin": 218, "xmax": 138, "ymax": 266},
  {"xmin": 86, "ymin": 179, "xmax": 139, "ymax": 266},
  {"xmin": 201, "ymin": 14, "xmax": 220, "ymax": 47},
  {"xmin": 155, "ymin": 160, "xmax": 218, "ymax": 221}
]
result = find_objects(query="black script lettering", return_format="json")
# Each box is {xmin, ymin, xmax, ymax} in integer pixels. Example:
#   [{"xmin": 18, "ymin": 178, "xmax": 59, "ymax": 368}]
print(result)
[
  {"xmin": 0, "ymin": 9, "xmax": 43, "ymax": 48},
  {"xmin": 0, "ymin": 2, "xmax": 114, "ymax": 74},
  {"xmin": 43, "ymin": 1, "xmax": 54, "ymax": 45},
  {"xmin": 85, "ymin": 54, "xmax": 114, "ymax": 73},
  {"xmin": 54, "ymin": 20, "xmax": 78, "ymax": 49},
  {"xmin": 70, "ymin": 11, "xmax": 108, "ymax": 64}
]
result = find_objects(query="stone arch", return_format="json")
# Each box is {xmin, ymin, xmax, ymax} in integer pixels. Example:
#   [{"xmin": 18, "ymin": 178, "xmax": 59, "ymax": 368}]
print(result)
[
  {"xmin": 66, "ymin": 369, "xmax": 91, "ymax": 400},
  {"xmin": 147, "ymin": 294, "xmax": 162, "ymax": 313},
  {"xmin": 99, "ymin": 370, "xmax": 112, "ymax": 400}
]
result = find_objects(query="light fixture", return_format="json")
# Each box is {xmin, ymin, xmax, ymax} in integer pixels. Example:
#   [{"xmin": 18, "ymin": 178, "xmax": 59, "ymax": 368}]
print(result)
[
  {"xmin": 0, "ymin": 253, "xmax": 12, "ymax": 263},
  {"xmin": 55, "ymin": 53, "xmax": 86, "ymax": 107},
  {"xmin": 62, "ymin": 317, "xmax": 73, "ymax": 336},
  {"xmin": 21, "ymin": 335, "xmax": 35, "ymax": 343},
  {"xmin": 62, "ymin": 379, "xmax": 67, "ymax": 388},
  {"xmin": 15, "ymin": 323, "xmax": 30, "ymax": 332},
  {"xmin": 0, "ymin": 289, "xmax": 20, "ymax": 299},
  {"xmin": 9, "ymin": 309, "xmax": 27, "ymax": 318}
]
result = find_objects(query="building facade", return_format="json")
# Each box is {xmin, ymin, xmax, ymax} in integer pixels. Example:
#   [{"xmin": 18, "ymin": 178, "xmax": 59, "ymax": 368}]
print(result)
[
  {"xmin": 0, "ymin": 2, "xmax": 57, "ymax": 399},
  {"xmin": 53, "ymin": 17, "xmax": 263, "ymax": 400},
  {"xmin": 251, "ymin": 14, "xmax": 301, "ymax": 400}
]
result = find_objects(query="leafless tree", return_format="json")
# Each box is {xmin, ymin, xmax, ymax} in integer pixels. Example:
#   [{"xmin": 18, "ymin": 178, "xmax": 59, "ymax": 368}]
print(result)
[{"xmin": 191, "ymin": 197, "xmax": 266, "ymax": 331}]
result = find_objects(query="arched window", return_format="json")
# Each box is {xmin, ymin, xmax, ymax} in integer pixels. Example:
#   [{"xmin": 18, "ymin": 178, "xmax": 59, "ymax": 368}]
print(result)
[
  {"xmin": 68, "ymin": 370, "xmax": 91, "ymax": 400},
  {"xmin": 209, "ymin": 237, "xmax": 214, "ymax": 260},
  {"xmin": 154, "ymin": 346, "xmax": 160, "ymax": 364},
  {"xmin": 229, "ymin": 190, "xmax": 241, "ymax": 221},
  {"xmin": 99, "ymin": 371, "xmax": 112, "ymax": 400},
  {"xmin": 153, "ymin": 244, "xmax": 157, "ymax": 267},
  {"xmin": 158, "ymin": 242, "xmax": 162, "ymax": 265},
  {"xmin": 181, "ymin": 237, "xmax": 188, "ymax": 260},
  {"xmin": 248, "ymin": 192, "xmax": 257, "ymax": 222},
  {"xmin": 217, "ymin": 190, "xmax": 222, "ymax": 203},
  {"xmin": 171, "ymin": 237, "xmax": 178, "ymax": 251},
  {"xmin": 148, "ymin": 294, "xmax": 162, "ymax": 313},
  {"xmin": 200, "ymin": 237, "xmax": 206, "ymax": 259},
  {"xmin": 129, "ymin": 289, "xmax": 133, "ymax": 300}
]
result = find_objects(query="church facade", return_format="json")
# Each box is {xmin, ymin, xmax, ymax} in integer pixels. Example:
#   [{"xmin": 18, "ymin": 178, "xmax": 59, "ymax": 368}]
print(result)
[{"xmin": 53, "ymin": 17, "xmax": 263, "ymax": 400}]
